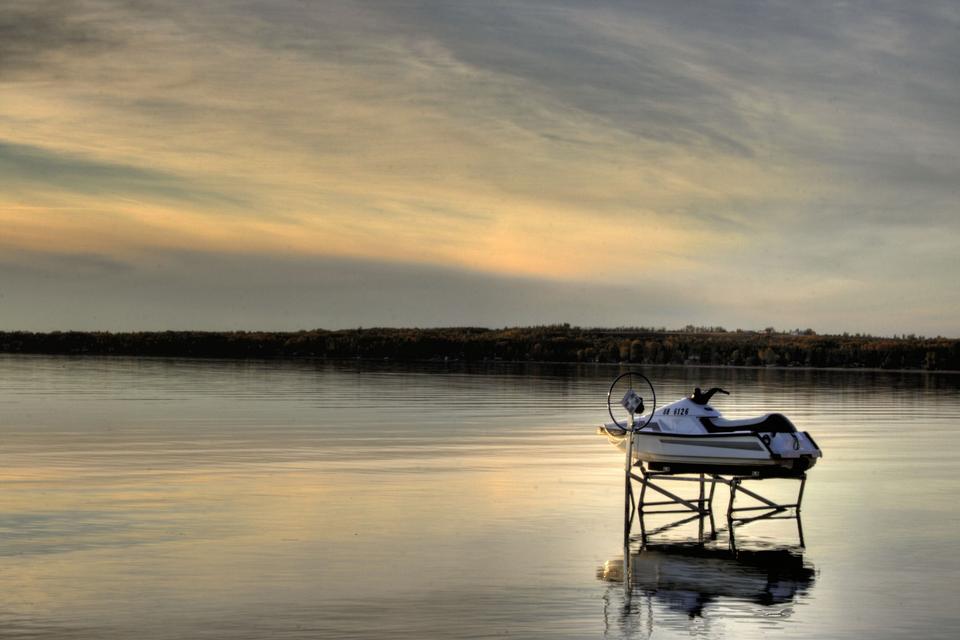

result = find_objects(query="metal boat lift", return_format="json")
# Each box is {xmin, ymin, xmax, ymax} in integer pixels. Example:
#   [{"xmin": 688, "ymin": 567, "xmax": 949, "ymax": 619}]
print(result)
[
  {"xmin": 621, "ymin": 429, "xmax": 807, "ymax": 547},
  {"xmin": 605, "ymin": 372, "xmax": 812, "ymax": 549}
]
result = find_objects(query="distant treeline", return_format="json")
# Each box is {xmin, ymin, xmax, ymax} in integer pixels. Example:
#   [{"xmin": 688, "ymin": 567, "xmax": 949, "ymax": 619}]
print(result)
[{"xmin": 1, "ymin": 325, "xmax": 958, "ymax": 370}]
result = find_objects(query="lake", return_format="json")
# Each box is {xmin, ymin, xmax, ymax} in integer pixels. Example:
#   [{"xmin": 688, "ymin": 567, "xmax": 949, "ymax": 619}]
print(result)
[{"xmin": 0, "ymin": 355, "xmax": 958, "ymax": 638}]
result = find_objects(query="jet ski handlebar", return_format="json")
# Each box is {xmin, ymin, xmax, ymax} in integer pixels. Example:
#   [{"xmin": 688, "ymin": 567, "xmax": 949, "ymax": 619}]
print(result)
[
  {"xmin": 690, "ymin": 387, "xmax": 730, "ymax": 405},
  {"xmin": 606, "ymin": 371, "xmax": 657, "ymax": 430}
]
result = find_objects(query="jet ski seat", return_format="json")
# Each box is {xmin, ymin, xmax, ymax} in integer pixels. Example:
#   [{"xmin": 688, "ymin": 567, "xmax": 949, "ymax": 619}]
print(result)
[{"xmin": 699, "ymin": 413, "xmax": 797, "ymax": 434}]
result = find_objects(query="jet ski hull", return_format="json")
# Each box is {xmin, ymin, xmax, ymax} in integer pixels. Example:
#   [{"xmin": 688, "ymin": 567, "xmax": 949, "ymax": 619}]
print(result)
[{"xmin": 599, "ymin": 427, "xmax": 819, "ymax": 478}]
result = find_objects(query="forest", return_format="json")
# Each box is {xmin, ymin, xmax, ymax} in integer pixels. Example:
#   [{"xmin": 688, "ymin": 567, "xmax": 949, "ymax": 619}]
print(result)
[{"xmin": 1, "ymin": 326, "xmax": 958, "ymax": 371}]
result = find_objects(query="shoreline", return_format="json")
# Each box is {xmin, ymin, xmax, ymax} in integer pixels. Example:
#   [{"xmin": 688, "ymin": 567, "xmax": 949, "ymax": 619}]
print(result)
[
  {"xmin": 1, "ymin": 327, "xmax": 958, "ymax": 371},
  {"xmin": 1, "ymin": 350, "xmax": 957, "ymax": 376}
]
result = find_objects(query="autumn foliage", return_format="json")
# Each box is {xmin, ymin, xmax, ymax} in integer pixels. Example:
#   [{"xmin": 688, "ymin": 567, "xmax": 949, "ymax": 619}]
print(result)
[{"xmin": 1, "ymin": 326, "xmax": 958, "ymax": 370}]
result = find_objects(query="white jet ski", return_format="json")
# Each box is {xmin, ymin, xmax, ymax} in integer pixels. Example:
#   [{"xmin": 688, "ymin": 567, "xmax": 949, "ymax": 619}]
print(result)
[{"xmin": 599, "ymin": 373, "xmax": 821, "ymax": 477}]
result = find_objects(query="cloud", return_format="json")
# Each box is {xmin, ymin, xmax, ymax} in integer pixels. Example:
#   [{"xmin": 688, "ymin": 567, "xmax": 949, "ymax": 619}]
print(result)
[
  {"xmin": 0, "ymin": 1, "xmax": 958, "ymax": 334},
  {"xmin": 0, "ymin": 248, "xmax": 701, "ymax": 331},
  {"xmin": 1, "ymin": 247, "xmax": 955, "ymax": 336},
  {"xmin": 0, "ymin": 140, "xmax": 247, "ymax": 206},
  {"xmin": 0, "ymin": 0, "xmax": 115, "ymax": 79}
]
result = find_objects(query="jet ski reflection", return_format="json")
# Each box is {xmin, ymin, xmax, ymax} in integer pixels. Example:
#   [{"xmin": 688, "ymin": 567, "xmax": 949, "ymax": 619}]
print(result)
[{"xmin": 599, "ymin": 541, "xmax": 815, "ymax": 618}]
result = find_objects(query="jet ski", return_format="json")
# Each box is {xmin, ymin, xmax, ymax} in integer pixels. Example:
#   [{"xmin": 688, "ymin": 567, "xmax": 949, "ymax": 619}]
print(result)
[{"xmin": 599, "ymin": 373, "xmax": 822, "ymax": 477}]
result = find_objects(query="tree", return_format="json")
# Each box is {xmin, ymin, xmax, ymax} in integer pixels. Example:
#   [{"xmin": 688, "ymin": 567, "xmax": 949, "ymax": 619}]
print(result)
[{"xmin": 761, "ymin": 347, "xmax": 779, "ymax": 366}]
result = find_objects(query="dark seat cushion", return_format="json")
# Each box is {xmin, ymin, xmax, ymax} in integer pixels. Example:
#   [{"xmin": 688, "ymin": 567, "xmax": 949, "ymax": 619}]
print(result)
[{"xmin": 700, "ymin": 413, "xmax": 796, "ymax": 434}]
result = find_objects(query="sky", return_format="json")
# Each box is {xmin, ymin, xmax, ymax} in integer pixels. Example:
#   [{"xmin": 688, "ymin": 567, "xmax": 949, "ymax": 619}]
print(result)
[{"xmin": 1, "ymin": 0, "xmax": 959, "ymax": 335}]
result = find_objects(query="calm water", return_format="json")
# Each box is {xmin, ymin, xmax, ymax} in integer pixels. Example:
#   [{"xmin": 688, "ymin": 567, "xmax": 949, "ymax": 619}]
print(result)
[{"xmin": 0, "ymin": 355, "xmax": 958, "ymax": 639}]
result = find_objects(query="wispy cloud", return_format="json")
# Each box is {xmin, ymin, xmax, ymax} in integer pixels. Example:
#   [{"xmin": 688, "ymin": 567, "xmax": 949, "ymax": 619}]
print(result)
[
  {"xmin": 0, "ymin": 140, "xmax": 246, "ymax": 205},
  {"xmin": 0, "ymin": 0, "xmax": 114, "ymax": 79}
]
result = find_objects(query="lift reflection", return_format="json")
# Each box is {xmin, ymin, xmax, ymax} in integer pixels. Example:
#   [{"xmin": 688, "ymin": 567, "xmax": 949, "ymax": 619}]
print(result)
[{"xmin": 598, "ymin": 510, "xmax": 816, "ymax": 637}]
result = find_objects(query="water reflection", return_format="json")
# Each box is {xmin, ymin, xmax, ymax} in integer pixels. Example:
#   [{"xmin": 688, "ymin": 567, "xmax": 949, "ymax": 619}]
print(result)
[
  {"xmin": 2, "ymin": 357, "xmax": 958, "ymax": 639},
  {"xmin": 599, "ymin": 515, "xmax": 815, "ymax": 637}
]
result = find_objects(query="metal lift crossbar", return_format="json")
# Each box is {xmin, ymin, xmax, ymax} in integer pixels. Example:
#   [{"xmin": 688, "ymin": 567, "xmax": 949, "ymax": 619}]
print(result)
[{"xmin": 624, "ymin": 462, "xmax": 807, "ymax": 546}]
